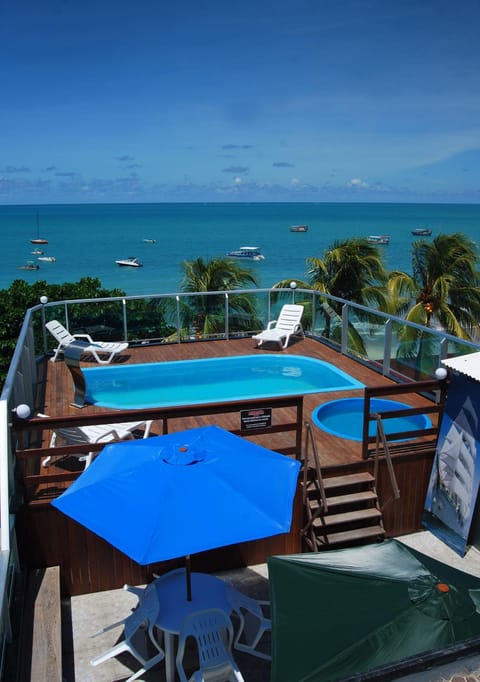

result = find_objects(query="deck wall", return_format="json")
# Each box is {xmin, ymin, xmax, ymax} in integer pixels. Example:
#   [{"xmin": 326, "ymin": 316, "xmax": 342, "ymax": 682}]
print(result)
[{"xmin": 16, "ymin": 450, "xmax": 435, "ymax": 596}]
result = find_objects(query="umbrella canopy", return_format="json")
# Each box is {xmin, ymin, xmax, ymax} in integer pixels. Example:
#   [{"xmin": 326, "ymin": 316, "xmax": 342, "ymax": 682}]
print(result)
[
  {"xmin": 52, "ymin": 425, "xmax": 300, "ymax": 565},
  {"xmin": 268, "ymin": 539, "xmax": 480, "ymax": 682}
]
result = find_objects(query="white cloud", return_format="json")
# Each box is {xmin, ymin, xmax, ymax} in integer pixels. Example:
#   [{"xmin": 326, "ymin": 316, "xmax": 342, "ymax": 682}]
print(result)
[{"xmin": 347, "ymin": 178, "xmax": 369, "ymax": 188}]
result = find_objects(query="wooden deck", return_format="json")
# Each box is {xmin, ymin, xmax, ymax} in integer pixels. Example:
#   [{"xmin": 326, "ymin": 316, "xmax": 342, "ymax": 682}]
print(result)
[
  {"xmin": 15, "ymin": 336, "xmax": 443, "ymax": 596},
  {"xmin": 38, "ymin": 335, "xmax": 438, "ymax": 467}
]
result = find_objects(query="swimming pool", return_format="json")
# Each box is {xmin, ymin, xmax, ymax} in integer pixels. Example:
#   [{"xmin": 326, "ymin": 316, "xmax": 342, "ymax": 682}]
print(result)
[
  {"xmin": 312, "ymin": 397, "xmax": 431, "ymax": 442},
  {"xmin": 83, "ymin": 354, "xmax": 364, "ymax": 409}
]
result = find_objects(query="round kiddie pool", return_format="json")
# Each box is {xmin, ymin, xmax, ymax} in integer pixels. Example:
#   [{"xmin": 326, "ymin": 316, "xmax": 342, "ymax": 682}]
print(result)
[{"xmin": 312, "ymin": 397, "xmax": 431, "ymax": 442}]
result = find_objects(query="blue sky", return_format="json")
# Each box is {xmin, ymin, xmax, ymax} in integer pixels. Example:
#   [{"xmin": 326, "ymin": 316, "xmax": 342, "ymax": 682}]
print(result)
[{"xmin": 2, "ymin": 0, "xmax": 480, "ymax": 204}]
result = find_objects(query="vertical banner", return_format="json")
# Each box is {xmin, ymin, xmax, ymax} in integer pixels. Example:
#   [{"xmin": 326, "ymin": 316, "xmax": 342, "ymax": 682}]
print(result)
[{"xmin": 423, "ymin": 375, "xmax": 480, "ymax": 556}]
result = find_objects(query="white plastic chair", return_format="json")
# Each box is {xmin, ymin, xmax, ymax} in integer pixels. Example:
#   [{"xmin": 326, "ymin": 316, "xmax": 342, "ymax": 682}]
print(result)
[
  {"xmin": 176, "ymin": 608, "xmax": 244, "ymax": 682},
  {"xmin": 39, "ymin": 414, "xmax": 153, "ymax": 469},
  {"xmin": 252, "ymin": 304, "xmax": 305, "ymax": 349},
  {"xmin": 46, "ymin": 319, "xmax": 128, "ymax": 363},
  {"xmin": 225, "ymin": 586, "xmax": 271, "ymax": 661},
  {"xmin": 90, "ymin": 586, "xmax": 164, "ymax": 682}
]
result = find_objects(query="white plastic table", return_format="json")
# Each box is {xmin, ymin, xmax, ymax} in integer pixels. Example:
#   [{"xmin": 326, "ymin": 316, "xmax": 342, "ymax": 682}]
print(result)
[{"xmin": 150, "ymin": 569, "xmax": 231, "ymax": 682}]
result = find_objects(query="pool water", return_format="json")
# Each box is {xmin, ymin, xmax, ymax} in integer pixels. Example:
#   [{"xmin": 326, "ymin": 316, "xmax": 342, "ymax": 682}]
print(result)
[
  {"xmin": 312, "ymin": 397, "xmax": 431, "ymax": 442},
  {"xmin": 83, "ymin": 354, "xmax": 364, "ymax": 409}
]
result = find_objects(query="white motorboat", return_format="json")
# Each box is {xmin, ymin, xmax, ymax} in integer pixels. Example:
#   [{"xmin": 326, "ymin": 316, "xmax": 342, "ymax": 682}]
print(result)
[
  {"xmin": 115, "ymin": 257, "xmax": 143, "ymax": 267},
  {"xmin": 226, "ymin": 246, "xmax": 265, "ymax": 261},
  {"xmin": 37, "ymin": 256, "xmax": 56, "ymax": 262},
  {"xmin": 367, "ymin": 235, "xmax": 390, "ymax": 245},
  {"xmin": 289, "ymin": 225, "xmax": 308, "ymax": 232}
]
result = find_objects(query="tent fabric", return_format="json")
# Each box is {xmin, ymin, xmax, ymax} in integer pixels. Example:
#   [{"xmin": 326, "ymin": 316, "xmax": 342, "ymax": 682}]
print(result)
[
  {"xmin": 52, "ymin": 425, "xmax": 300, "ymax": 565},
  {"xmin": 268, "ymin": 540, "xmax": 480, "ymax": 682}
]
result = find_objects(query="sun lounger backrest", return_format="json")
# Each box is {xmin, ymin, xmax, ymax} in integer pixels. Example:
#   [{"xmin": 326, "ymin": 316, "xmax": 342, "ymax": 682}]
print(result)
[
  {"xmin": 46, "ymin": 320, "xmax": 76, "ymax": 346},
  {"xmin": 275, "ymin": 305, "xmax": 304, "ymax": 331}
]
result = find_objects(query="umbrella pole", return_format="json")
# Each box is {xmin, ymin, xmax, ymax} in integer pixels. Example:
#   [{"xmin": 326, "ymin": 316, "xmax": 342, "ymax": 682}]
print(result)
[{"xmin": 186, "ymin": 554, "xmax": 192, "ymax": 601}]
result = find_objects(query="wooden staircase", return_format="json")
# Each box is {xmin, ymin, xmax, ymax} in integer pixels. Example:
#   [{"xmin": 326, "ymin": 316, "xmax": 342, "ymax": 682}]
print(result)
[
  {"xmin": 302, "ymin": 471, "xmax": 386, "ymax": 551},
  {"xmin": 301, "ymin": 421, "xmax": 386, "ymax": 551}
]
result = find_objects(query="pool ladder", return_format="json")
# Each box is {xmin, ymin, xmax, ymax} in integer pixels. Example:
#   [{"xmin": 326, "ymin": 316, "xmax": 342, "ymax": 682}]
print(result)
[{"xmin": 301, "ymin": 421, "xmax": 386, "ymax": 551}]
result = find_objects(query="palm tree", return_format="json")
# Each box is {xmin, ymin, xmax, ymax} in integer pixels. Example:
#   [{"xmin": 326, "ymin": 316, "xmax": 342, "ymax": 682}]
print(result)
[
  {"xmin": 273, "ymin": 238, "xmax": 389, "ymax": 353},
  {"xmin": 387, "ymin": 233, "xmax": 480, "ymax": 340},
  {"xmin": 306, "ymin": 238, "xmax": 389, "ymax": 308},
  {"xmin": 179, "ymin": 256, "xmax": 260, "ymax": 337}
]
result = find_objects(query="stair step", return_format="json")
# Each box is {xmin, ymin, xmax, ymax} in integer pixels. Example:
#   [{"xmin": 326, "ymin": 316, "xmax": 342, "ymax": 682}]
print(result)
[
  {"xmin": 309, "ymin": 490, "xmax": 377, "ymax": 510},
  {"xmin": 322, "ymin": 472, "xmax": 375, "ymax": 491},
  {"xmin": 313, "ymin": 506, "xmax": 382, "ymax": 528},
  {"xmin": 322, "ymin": 524, "xmax": 385, "ymax": 546}
]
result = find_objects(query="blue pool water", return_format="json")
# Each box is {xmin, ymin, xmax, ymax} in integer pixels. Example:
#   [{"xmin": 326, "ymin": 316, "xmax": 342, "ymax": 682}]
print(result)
[
  {"xmin": 312, "ymin": 398, "xmax": 431, "ymax": 442},
  {"xmin": 83, "ymin": 355, "xmax": 364, "ymax": 409}
]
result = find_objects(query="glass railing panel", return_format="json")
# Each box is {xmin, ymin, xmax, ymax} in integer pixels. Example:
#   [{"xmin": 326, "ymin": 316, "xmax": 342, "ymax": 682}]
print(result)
[
  {"xmin": 344, "ymin": 308, "xmax": 388, "ymax": 362},
  {"xmin": 388, "ymin": 321, "xmax": 445, "ymax": 380},
  {"xmin": 124, "ymin": 296, "xmax": 176, "ymax": 343},
  {"xmin": 444, "ymin": 337, "xmax": 479, "ymax": 361},
  {"xmin": 311, "ymin": 294, "xmax": 341, "ymax": 349},
  {"xmin": 43, "ymin": 300, "xmax": 126, "ymax": 341}
]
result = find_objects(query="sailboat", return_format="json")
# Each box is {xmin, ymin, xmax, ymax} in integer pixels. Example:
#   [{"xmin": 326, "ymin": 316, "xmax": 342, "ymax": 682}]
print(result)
[{"xmin": 30, "ymin": 213, "xmax": 48, "ymax": 245}]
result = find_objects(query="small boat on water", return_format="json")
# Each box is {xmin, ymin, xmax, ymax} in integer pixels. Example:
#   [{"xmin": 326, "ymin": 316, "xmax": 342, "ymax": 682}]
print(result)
[
  {"xmin": 227, "ymin": 246, "xmax": 265, "ymax": 261},
  {"xmin": 142, "ymin": 238, "xmax": 156, "ymax": 244},
  {"xmin": 30, "ymin": 213, "xmax": 48, "ymax": 244},
  {"xmin": 367, "ymin": 235, "xmax": 390, "ymax": 245},
  {"xmin": 115, "ymin": 257, "xmax": 143, "ymax": 267},
  {"xmin": 18, "ymin": 261, "xmax": 40, "ymax": 271},
  {"xmin": 37, "ymin": 256, "xmax": 56, "ymax": 262},
  {"xmin": 411, "ymin": 228, "xmax": 432, "ymax": 236},
  {"xmin": 290, "ymin": 225, "xmax": 308, "ymax": 233},
  {"xmin": 31, "ymin": 248, "xmax": 44, "ymax": 255}
]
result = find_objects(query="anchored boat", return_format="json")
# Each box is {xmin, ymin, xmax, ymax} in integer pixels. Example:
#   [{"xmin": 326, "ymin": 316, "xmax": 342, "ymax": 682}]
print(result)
[
  {"xmin": 411, "ymin": 228, "xmax": 432, "ymax": 236},
  {"xmin": 227, "ymin": 246, "xmax": 265, "ymax": 261},
  {"xmin": 367, "ymin": 235, "xmax": 390, "ymax": 244},
  {"xmin": 115, "ymin": 257, "xmax": 143, "ymax": 267}
]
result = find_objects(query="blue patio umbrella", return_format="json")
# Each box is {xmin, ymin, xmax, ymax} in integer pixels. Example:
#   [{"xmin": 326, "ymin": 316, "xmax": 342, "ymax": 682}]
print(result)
[{"xmin": 52, "ymin": 425, "xmax": 300, "ymax": 599}]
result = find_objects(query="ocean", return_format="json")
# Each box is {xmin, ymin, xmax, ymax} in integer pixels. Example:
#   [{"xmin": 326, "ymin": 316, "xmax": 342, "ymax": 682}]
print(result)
[{"xmin": 1, "ymin": 202, "xmax": 479, "ymax": 297}]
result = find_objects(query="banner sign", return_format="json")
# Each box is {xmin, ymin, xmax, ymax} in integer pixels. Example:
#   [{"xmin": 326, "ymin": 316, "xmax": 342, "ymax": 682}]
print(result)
[{"xmin": 423, "ymin": 375, "xmax": 480, "ymax": 556}]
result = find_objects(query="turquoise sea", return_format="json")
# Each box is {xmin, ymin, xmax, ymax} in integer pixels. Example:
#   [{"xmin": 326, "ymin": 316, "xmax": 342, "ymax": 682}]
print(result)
[{"xmin": 1, "ymin": 202, "xmax": 479, "ymax": 296}]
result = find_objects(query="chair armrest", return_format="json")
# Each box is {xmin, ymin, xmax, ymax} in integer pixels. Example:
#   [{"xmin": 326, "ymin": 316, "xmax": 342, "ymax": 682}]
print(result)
[
  {"xmin": 73, "ymin": 333, "xmax": 95, "ymax": 343},
  {"xmin": 143, "ymin": 420, "xmax": 153, "ymax": 438},
  {"xmin": 92, "ymin": 429, "xmax": 121, "ymax": 443},
  {"xmin": 266, "ymin": 320, "xmax": 277, "ymax": 330}
]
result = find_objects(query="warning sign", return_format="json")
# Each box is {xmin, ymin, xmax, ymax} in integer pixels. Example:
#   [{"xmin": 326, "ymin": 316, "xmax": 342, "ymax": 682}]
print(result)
[{"xmin": 240, "ymin": 407, "xmax": 272, "ymax": 431}]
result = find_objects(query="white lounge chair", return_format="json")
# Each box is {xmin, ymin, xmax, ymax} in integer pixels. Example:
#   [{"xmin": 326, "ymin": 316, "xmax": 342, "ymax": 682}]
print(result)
[
  {"xmin": 252, "ymin": 304, "xmax": 304, "ymax": 350},
  {"xmin": 46, "ymin": 319, "xmax": 128, "ymax": 364},
  {"xmin": 39, "ymin": 415, "xmax": 153, "ymax": 469}
]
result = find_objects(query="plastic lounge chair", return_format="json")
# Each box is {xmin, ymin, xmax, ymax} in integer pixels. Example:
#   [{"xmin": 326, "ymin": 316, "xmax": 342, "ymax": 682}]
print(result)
[
  {"xmin": 90, "ymin": 586, "xmax": 164, "ymax": 682},
  {"xmin": 46, "ymin": 319, "xmax": 128, "ymax": 364},
  {"xmin": 225, "ymin": 586, "xmax": 271, "ymax": 661},
  {"xmin": 176, "ymin": 608, "xmax": 244, "ymax": 682},
  {"xmin": 252, "ymin": 304, "xmax": 304, "ymax": 350},
  {"xmin": 39, "ymin": 415, "xmax": 153, "ymax": 469}
]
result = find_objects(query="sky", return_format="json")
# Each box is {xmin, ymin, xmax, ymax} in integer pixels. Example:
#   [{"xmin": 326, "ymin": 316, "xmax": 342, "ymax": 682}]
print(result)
[{"xmin": 2, "ymin": 0, "xmax": 480, "ymax": 205}]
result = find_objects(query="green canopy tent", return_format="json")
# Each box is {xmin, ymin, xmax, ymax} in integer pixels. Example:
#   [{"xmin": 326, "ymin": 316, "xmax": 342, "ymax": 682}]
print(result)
[{"xmin": 268, "ymin": 540, "xmax": 480, "ymax": 682}]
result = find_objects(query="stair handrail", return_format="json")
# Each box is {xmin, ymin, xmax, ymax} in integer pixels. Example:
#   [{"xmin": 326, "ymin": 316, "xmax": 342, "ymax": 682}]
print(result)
[
  {"xmin": 303, "ymin": 420, "xmax": 328, "ymax": 513},
  {"xmin": 372, "ymin": 413, "xmax": 401, "ymax": 503}
]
